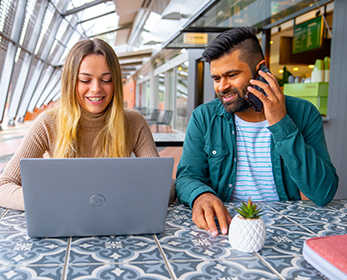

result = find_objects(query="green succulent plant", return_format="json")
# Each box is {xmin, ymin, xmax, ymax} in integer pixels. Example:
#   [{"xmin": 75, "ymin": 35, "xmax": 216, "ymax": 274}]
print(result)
[{"xmin": 235, "ymin": 197, "xmax": 264, "ymax": 219}]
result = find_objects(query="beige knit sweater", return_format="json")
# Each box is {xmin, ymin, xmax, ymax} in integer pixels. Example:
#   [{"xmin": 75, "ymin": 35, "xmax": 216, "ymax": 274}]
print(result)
[{"xmin": 0, "ymin": 108, "xmax": 159, "ymax": 210}]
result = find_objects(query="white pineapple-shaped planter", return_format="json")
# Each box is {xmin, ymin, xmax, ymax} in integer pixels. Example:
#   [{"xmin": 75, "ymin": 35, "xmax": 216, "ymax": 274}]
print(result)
[{"xmin": 228, "ymin": 198, "xmax": 266, "ymax": 253}]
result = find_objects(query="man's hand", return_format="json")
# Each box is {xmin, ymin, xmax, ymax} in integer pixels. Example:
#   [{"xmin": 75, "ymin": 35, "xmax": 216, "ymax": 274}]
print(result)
[
  {"xmin": 248, "ymin": 70, "xmax": 287, "ymax": 126},
  {"xmin": 192, "ymin": 193, "xmax": 232, "ymax": 236}
]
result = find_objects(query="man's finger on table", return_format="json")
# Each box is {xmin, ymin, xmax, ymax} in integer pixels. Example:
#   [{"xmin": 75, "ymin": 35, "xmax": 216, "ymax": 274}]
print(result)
[
  {"xmin": 214, "ymin": 205, "xmax": 230, "ymax": 235},
  {"xmin": 204, "ymin": 206, "xmax": 219, "ymax": 236},
  {"xmin": 192, "ymin": 205, "xmax": 209, "ymax": 231}
]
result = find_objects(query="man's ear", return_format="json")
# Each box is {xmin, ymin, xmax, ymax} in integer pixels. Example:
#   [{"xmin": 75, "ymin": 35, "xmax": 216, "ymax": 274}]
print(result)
[{"xmin": 255, "ymin": 60, "xmax": 266, "ymax": 72}]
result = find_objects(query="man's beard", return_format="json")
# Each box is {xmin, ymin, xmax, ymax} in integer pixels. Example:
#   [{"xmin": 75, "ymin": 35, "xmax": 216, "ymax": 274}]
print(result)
[{"xmin": 217, "ymin": 86, "xmax": 250, "ymax": 114}]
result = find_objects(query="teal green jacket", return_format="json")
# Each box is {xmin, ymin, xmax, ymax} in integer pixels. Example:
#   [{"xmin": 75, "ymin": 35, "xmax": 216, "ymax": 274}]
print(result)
[{"xmin": 176, "ymin": 96, "xmax": 338, "ymax": 208}]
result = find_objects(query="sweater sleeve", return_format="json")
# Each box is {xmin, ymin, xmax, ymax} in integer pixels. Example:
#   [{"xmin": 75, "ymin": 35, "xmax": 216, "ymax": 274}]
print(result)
[
  {"xmin": 268, "ymin": 109, "xmax": 338, "ymax": 206},
  {"xmin": 0, "ymin": 112, "xmax": 55, "ymax": 210}
]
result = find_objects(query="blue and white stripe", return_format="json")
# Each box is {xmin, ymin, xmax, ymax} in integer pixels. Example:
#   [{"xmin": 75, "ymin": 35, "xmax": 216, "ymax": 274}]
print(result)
[{"xmin": 230, "ymin": 115, "xmax": 279, "ymax": 202}]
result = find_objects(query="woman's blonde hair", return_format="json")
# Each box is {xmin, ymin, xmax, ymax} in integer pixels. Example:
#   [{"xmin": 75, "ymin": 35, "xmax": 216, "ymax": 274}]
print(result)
[{"xmin": 54, "ymin": 38, "xmax": 127, "ymax": 158}]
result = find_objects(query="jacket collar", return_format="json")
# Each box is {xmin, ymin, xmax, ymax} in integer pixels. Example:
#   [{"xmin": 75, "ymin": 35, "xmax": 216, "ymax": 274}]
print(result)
[{"xmin": 214, "ymin": 98, "xmax": 234, "ymax": 121}]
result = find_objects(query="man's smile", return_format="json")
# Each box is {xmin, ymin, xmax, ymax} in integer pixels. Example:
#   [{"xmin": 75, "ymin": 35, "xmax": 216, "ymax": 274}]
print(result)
[{"xmin": 221, "ymin": 92, "xmax": 237, "ymax": 103}]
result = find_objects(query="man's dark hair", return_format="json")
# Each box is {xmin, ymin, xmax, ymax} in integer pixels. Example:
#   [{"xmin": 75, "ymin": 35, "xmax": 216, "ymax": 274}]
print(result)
[{"xmin": 202, "ymin": 27, "xmax": 264, "ymax": 72}]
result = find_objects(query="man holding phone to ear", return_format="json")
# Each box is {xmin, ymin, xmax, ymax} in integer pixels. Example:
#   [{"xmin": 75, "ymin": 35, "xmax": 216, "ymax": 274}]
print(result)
[{"xmin": 175, "ymin": 27, "xmax": 338, "ymax": 236}]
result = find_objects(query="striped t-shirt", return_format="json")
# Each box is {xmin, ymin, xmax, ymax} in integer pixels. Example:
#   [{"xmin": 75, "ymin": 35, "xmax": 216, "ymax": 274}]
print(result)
[{"xmin": 230, "ymin": 115, "xmax": 279, "ymax": 202}]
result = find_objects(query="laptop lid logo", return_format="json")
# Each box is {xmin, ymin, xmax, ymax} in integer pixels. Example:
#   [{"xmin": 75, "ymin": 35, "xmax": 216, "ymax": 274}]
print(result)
[{"xmin": 89, "ymin": 194, "xmax": 106, "ymax": 207}]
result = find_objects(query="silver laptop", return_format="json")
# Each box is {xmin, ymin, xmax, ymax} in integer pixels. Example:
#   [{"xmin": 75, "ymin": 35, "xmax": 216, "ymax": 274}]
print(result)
[{"xmin": 20, "ymin": 157, "xmax": 174, "ymax": 238}]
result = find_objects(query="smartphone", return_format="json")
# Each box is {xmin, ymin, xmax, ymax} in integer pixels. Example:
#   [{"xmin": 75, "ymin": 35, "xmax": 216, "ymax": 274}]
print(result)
[{"xmin": 246, "ymin": 64, "xmax": 271, "ymax": 112}]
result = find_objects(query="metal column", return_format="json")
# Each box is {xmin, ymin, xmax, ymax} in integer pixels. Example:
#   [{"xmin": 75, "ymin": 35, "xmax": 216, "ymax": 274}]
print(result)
[
  {"xmin": 16, "ymin": 1, "xmax": 71, "ymax": 120},
  {"xmin": 7, "ymin": 1, "xmax": 48, "ymax": 125},
  {"xmin": 0, "ymin": 0, "xmax": 27, "ymax": 130}
]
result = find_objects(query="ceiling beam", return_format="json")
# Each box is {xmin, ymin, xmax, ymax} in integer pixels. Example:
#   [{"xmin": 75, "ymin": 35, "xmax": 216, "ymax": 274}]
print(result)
[
  {"xmin": 79, "ymin": 10, "xmax": 116, "ymax": 24},
  {"xmin": 119, "ymin": 58, "xmax": 144, "ymax": 67},
  {"xmin": 88, "ymin": 24, "xmax": 132, "ymax": 38},
  {"xmin": 63, "ymin": 0, "xmax": 113, "ymax": 16},
  {"xmin": 117, "ymin": 49, "xmax": 152, "ymax": 59}
]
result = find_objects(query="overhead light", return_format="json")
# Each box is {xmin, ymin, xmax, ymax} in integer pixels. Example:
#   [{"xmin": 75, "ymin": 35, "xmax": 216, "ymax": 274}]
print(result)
[{"xmin": 162, "ymin": 12, "xmax": 187, "ymax": 20}]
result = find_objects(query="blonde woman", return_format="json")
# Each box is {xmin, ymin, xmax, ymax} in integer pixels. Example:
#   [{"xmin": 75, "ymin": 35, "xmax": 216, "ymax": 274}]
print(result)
[{"xmin": 0, "ymin": 39, "xmax": 160, "ymax": 210}]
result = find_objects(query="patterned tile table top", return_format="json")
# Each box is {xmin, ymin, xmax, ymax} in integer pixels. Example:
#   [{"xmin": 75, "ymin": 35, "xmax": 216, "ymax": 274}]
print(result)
[{"xmin": 0, "ymin": 200, "xmax": 345, "ymax": 279}]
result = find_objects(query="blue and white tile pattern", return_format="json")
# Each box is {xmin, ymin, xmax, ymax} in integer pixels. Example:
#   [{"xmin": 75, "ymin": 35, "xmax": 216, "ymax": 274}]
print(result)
[{"xmin": 0, "ymin": 200, "xmax": 345, "ymax": 279}]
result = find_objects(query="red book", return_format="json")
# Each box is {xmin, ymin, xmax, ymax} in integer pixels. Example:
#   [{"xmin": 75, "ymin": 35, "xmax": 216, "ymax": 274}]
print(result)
[{"xmin": 303, "ymin": 234, "xmax": 347, "ymax": 280}]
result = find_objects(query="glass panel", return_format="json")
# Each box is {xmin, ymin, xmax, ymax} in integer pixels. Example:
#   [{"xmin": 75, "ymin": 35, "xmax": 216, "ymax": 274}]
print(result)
[
  {"xmin": 191, "ymin": 0, "xmax": 316, "ymax": 29},
  {"xmin": 168, "ymin": 0, "xmax": 320, "ymax": 49},
  {"xmin": 0, "ymin": 0, "xmax": 18, "ymax": 49},
  {"xmin": 157, "ymin": 73, "xmax": 165, "ymax": 110},
  {"xmin": 59, "ymin": 30, "xmax": 82, "ymax": 63},
  {"xmin": 81, "ymin": 12, "xmax": 118, "ymax": 44},
  {"xmin": 46, "ymin": 18, "xmax": 70, "ymax": 64},
  {"xmin": 67, "ymin": 0, "xmax": 96, "ymax": 10},
  {"xmin": 167, "ymin": 68, "xmax": 175, "ymax": 112},
  {"xmin": 144, "ymin": 81, "xmax": 151, "ymax": 109},
  {"xmin": 0, "ymin": 44, "xmax": 6, "ymax": 75},
  {"xmin": 135, "ymin": 0, "xmax": 212, "ymax": 50},
  {"xmin": 175, "ymin": 63, "xmax": 188, "ymax": 132},
  {"xmin": 55, "ymin": 18, "xmax": 69, "ymax": 42},
  {"xmin": 34, "ymin": 3, "xmax": 55, "ymax": 56},
  {"xmin": 15, "ymin": 0, "xmax": 38, "ymax": 61},
  {"xmin": 76, "ymin": 2, "xmax": 117, "ymax": 46},
  {"xmin": 51, "ymin": 0, "xmax": 69, "ymax": 10},
  {"xmin": 135, "ymin": 83, "xmax": 140, "ymax": 107},
  {"xmin": 78, "ymin": 2, "xmax": 115, "ymax": 22}
]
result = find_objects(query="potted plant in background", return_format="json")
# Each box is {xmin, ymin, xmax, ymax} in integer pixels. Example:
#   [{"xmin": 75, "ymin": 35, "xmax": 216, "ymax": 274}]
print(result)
[{"xmin": 228, "ymin": 197, "xmax": 266, "ymax": 253}]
